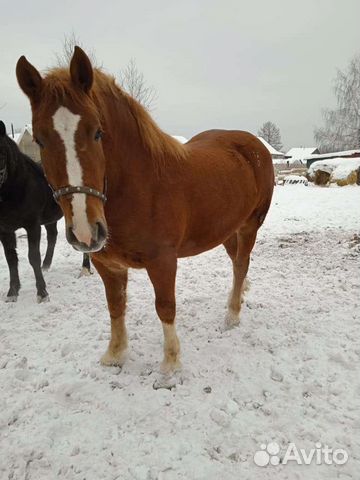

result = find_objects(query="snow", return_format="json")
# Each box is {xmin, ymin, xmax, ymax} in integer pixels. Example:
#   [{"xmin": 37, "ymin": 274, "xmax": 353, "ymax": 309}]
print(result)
[
  {"xmin": 286, "ymin": 147, "xmax": 319, "ymax": 164},
  {"xmin": 309, "ymin": 157, "xmax": 360, "ymax": 181},
  {"xmin": 286, "ymin": 147, "xmax": 318, "ymax": 161},
  {"xmin": 7, "ymin": 125, "xmax": 33, "ymax": 144},
  {"xmin": 172, "ymin": 136, "xmax": 188, "ymax": 144},
  {"xmin": 307, "ymin": 150, "xmax": 360, "ymax": 161},
  {"xmin": 1, "ymin": 186, "xmax": 360, "ymax": 479},
  {"xmin": 10, "ymin": 133, "xmax": 22, "ymax": 144},
  {"xmin": 257, "ymin": 137, "xmax": 285, "ymax": 157}
]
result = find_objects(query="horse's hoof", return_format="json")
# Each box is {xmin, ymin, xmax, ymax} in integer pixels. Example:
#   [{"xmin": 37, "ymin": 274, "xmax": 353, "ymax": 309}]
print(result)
[
  {"xmin": 223, "ymin": 309, "xmax": 240, "ymax": 330},
  {"xmin": 160, "ymin": 358, "xmax": 182, "ymax": 376},
  {"xmin": 42, "ymin": 265, "xmax": 50, "ymax": 272},
  {"xmin": 37, "ymin": 294, "xmax": 50, "ymax": 303},
  {"xmin": 100, "ymin": 349, "xmax": 127, "ymax": 367},
  {"xmin": 153, "ymin": 370, "xmax": 183, "ymax": 390},
  {"xmin": 78, "ymin": 267, "xmax": 92, "ymax": 278},
  {"xmin": 5, "ymin": 295, "xmax": 18, "ymax": 303}
]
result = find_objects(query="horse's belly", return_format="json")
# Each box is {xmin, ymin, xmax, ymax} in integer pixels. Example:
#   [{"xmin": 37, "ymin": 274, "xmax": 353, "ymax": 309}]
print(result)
[
  {"xmin": 0, "ymin": 215, "xmax": 24, "ymax": 232},
  {"xmin": 178, "ymin": 191, "xmax": 256, "ymax": 256},
  {"xmin": 178, "ymin": 224, "xmax": 241, "ymax": 257}
]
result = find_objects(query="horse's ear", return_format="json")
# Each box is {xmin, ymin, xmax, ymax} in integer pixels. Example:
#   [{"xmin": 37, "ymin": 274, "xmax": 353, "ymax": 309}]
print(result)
[
  {"xmin": 70, "ymin": 46, "xmax": 93, "ymax": 93},
  {"xmin": 0, "ymin": 121, "xmax": 6, "ymax": 136},
  {"xmin": 16, "ymin": 56, "xmax": 43, "ymax": 103}
]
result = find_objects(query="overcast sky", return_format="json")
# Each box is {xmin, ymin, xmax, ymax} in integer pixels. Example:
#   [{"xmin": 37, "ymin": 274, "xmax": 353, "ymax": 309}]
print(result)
[{"xmin": 1, "ymin": 0, "xmax": 359, "ymax": 150}]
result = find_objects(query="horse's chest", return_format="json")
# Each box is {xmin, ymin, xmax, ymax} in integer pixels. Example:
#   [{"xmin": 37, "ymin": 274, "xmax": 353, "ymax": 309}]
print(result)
[
  {"xmin": 0, "ymin": 207, "xmax": 24, "ymax": 231},
  {"xmin": 93, "ymin": 246, "xmax": 149, "ymax": 270}
]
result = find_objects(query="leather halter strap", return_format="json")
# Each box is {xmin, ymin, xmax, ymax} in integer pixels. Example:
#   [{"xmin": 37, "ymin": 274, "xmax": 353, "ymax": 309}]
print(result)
[{"xmin": 52, "ymin": 182, "xmax": 107, "ymax": 203}]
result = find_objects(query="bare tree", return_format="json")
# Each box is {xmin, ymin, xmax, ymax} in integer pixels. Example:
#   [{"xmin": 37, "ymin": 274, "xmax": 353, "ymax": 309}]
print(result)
[
  {"xmin": 258, "ymin": 121, "xmax": 283, "ymax": 151},
  {"xmin": 119, "ymin": 59, "xmax": 157, "ymax": 110},
  {"xmin": 314, "ymin": 53, "xmax": 360, "ymax": 153},
  {"xmin": 55, "ymin": 36, "xmax": 156, "ymax": 110},
  {"xmin": 55, "ymin": 32, "xmax": 97, "ymax": 67}
]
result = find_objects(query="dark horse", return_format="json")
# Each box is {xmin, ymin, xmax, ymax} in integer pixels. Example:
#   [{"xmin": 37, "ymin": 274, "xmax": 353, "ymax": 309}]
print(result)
[
  {"xmin": 0, "ymin": 121, "xmax": 90, "ymax": 302},
  {"xmin": 16, "ymin": 47, "xmax": 274, "ymax": 373}
]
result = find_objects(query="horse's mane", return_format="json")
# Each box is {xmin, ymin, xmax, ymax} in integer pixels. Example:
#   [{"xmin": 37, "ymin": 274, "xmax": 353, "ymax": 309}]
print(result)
[{"xmin": 42, "ymin": 67, "xmax": 187, "ymax": 168}]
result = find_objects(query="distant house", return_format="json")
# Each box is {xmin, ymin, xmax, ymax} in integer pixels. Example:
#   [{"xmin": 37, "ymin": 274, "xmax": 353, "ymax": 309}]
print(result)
[
  {"xmin": 286, "ymin": 147, "xmax": 320, "ymax": 165},
  {"xmin": 304, "ymin": 149, "xmax": 360, "ymax": 168},
  {"xmin": 8, "ymin": 125, "xmax": 41, "ymax": 163},
  {"xmin": 257, "ymin": 137, "xmax": 287, "ymax": 162}
]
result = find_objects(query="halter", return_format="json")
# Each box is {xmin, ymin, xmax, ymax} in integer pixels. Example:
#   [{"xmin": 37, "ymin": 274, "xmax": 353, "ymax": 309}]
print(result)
[{"xmin": 51, "ymin": 179, "xmax": 107, "ymax": 204}]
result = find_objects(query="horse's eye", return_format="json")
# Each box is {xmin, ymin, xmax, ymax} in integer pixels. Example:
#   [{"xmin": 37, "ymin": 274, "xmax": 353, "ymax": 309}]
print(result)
[
  {"xmin": 34, "ymin": 137, "xmax": 44, "ymax": 149},
  {"xmin": 94, "ymin": 129, "xmax": 103, "ymax": 141}
]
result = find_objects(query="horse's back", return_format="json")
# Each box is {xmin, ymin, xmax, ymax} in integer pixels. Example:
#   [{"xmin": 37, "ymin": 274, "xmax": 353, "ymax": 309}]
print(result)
[
  {"xmin": 188, "ymin": 129, "xmax": 273, "ymax": 173},
  {"xmin": 186, "ymin": 129, "xmax": 274, "ymax": 207}
]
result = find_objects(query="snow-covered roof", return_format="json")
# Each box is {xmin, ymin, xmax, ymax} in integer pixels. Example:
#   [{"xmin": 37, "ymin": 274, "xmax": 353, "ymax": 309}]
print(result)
[
  {"xmin": 304, "ymin": 149, "xmax": 360, "ymax": 161},
  {"xmin": 8, "ymin": 125, "xmax": 32, "ymax": 144},
  {"xmin": 12, "ymin": 132, "xmax": 22, "ymax": 143},
  {"xmin": 257, "ymin": 137, "xmax": 285, "ymax": 157},
  {"xmin": 286, "ymin": 147, "xmax": 318, "ymax": 160},
  {"xmin": 172, "ymin": 135, "xmax": 188, "ymax": 144}
]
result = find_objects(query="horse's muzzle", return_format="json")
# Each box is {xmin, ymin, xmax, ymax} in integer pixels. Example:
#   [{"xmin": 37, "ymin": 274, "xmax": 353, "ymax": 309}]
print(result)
[{"xmin": 66, "ymin": 221, "xmax": 107, "ymax": 253}]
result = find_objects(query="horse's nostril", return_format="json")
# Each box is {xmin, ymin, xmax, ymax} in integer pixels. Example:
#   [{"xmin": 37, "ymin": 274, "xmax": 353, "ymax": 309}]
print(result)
[{"xmin": 96, "ymin": 222, "xmax": 107, "ymax": 243}]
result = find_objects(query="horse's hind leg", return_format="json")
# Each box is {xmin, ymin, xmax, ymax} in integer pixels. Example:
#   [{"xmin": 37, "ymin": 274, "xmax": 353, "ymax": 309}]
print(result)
[
  {"xmin": 223, "ymin": 224, "xmax": 258, "ymax": 329},
  {"xmin": 26, "ymin": 224, "xmax": 49, "ymax": 302},
  {"xmin": 1, "ymin": 232, "xmax": 21, "ymax": 302},
  {"xmin": 42, "ymin": 222, "xmax": 58, "ymax": 270}
]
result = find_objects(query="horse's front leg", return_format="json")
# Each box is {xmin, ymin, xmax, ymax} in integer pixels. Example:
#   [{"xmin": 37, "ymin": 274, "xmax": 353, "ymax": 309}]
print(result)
[
  {"xmin": 92, "ymin": 258, "xmax": 128, "ymax": 367},
  {"xmin": 1, "ymin": 232, "xmax": 21, "ymax": 302},
  {"xmin": 42, "ymin": 222, "xmax": 58, "ymax": 271},
  {"xmin": 146, "ymin": 254, "xmax": 181, "ymax": 375},
  {"xmin": 26, "ymin": 224, "xmax": 49, "ymax": 302}
]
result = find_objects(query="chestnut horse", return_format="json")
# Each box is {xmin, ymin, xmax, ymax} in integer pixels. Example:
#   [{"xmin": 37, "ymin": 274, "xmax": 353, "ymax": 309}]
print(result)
[{"xmin": 16, "ymin": 47, "xmax": 274, "ymax": 374}]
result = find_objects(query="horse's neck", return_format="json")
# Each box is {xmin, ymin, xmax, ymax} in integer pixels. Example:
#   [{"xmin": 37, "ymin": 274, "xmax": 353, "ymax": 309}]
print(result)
[
  {"xmin": 100, "ymin": 97, "xmax": 160, "ymax": 187},
  {"xmin": 2, "ymin": 155, "xmax": 29, "ymax": 194}
]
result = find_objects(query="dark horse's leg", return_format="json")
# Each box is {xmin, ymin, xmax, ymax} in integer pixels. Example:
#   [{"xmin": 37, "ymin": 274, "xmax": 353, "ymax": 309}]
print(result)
[
  {"xmin": 26, "ymin": 224, "xmax": 49, "ymax": 302},
  {"xmin": 146, "ymin": 253, "xmax": 180, "ymax": 374},
  {"xmin": 1, "ymin": 231, "xmax": 21, "ymax": 302},
  {"xmin": 42, "ymin": 222, "xmax": 58, "ymax": 271},
  {"xmin": 79, "ymin": 253, "xmax": 92, "ymax": 276},
  {"xmin": 91, "ymin": 257, "xmax": 128, "ymax": 366}
]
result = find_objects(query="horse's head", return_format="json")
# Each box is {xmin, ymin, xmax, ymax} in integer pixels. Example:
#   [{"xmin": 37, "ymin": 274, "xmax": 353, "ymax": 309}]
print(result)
[{"xmin": 16, "ymin": 47, "xmax": 107, "ymax": 253}]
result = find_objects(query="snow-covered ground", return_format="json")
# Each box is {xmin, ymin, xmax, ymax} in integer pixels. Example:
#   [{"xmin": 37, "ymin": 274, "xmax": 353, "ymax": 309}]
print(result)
[{"xmin": 1, "ymin": 185, "xmax": 359, "ymax": 480}]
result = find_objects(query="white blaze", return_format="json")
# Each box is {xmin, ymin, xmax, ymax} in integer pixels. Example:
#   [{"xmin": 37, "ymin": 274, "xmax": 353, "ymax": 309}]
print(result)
[{"xmin": 52, "ymin": 106, "xmax": 92, "ymax": 245}]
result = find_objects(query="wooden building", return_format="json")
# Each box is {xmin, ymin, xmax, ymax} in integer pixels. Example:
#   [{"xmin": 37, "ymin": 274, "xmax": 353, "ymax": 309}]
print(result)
[{"xmin": 9, "ymin": 125, "xmax": 41, "ymax": 163}]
